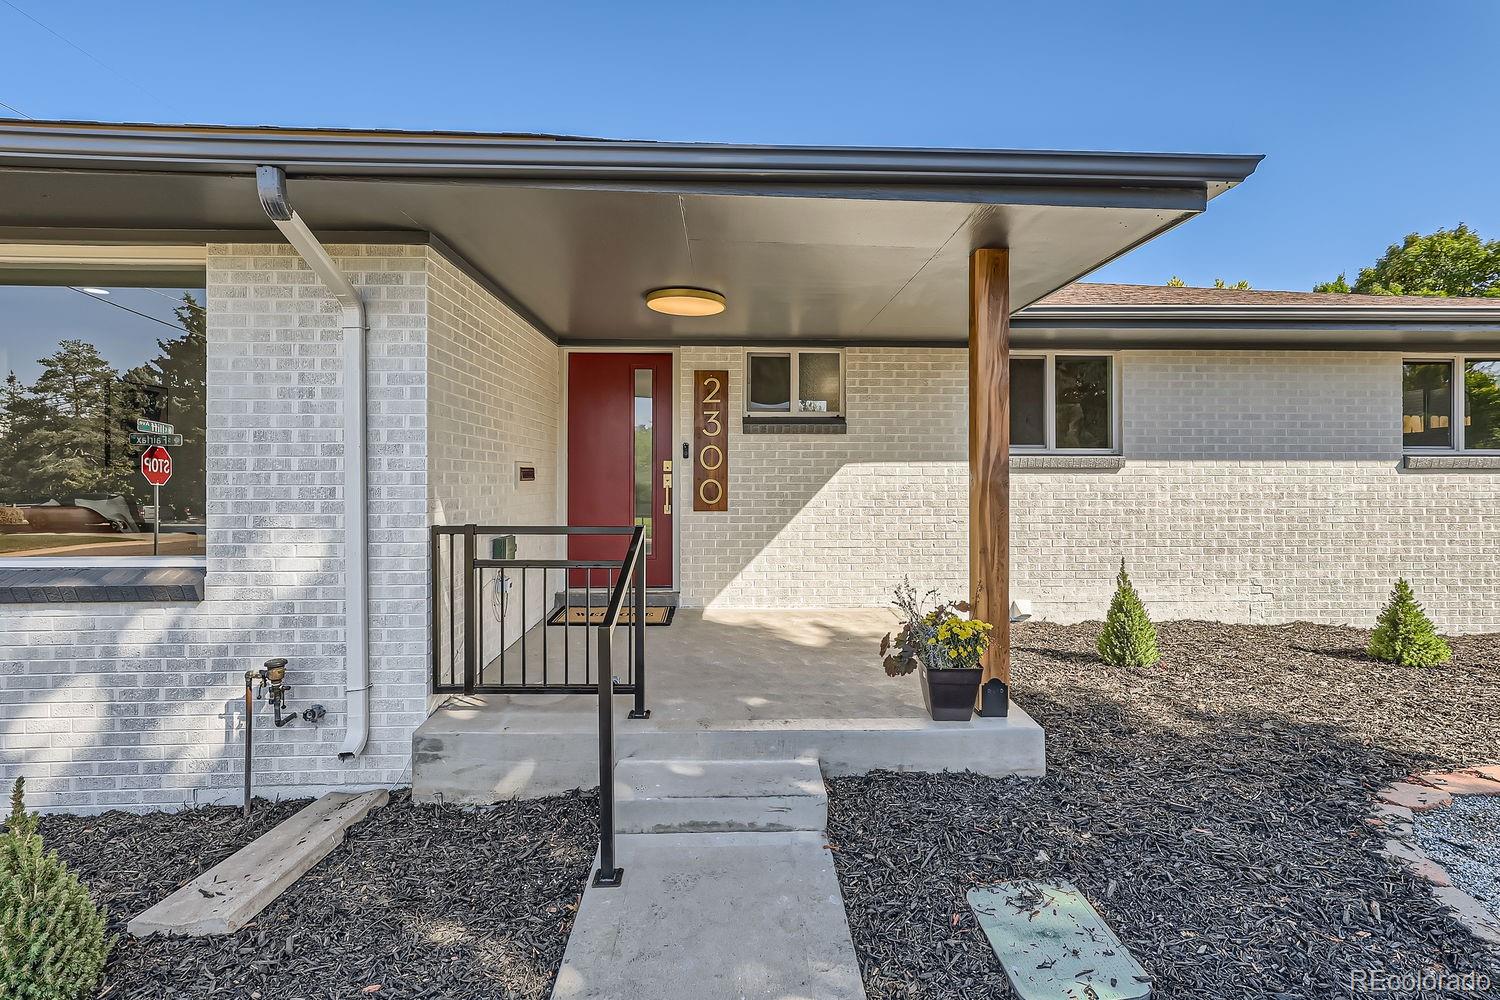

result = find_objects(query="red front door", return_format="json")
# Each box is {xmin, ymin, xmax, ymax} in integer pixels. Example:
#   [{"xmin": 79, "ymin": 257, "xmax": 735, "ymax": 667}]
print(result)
[{"xmin": 567, "ymin": 353, "xmax": 674, "ymax": 588}]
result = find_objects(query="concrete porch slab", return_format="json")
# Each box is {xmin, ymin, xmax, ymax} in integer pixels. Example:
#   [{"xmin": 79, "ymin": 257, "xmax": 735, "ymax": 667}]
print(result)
[
  {"xmin": 416, "ymin": 609, "xmax": 1046, "ymax": 802},
  {"xmin": 551, "ymin": 832, "xmax": 865, "ymax": 1000},
  {"xmin": 415, "ymin": 702, "xmax": 1043, "ymax": 801}
]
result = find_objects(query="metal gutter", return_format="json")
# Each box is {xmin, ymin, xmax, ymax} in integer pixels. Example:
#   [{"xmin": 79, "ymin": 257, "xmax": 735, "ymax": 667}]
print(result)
[
  {"xmin": 255, "ymin": 165, "xmax": 371, "ymax": 762},
  {"xmin": 1014, "ymin": 304, "xmax": 1500, "ymax": 326},
  {"xmin": 0, "ymin": 120, "xmax": 1263, "ymax": 191}
]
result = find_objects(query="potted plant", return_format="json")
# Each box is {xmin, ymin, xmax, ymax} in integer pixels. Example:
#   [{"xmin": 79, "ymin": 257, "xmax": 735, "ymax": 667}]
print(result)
[{"xmin": 880, "ymin": 580, "xmax": 992, "ymax": 721}]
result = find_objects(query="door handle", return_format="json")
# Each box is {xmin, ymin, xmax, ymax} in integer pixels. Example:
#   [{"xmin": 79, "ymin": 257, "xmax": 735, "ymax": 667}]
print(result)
[{"xmin": 662, "ymin": 460, "xmax": 672, "ymax": 515}]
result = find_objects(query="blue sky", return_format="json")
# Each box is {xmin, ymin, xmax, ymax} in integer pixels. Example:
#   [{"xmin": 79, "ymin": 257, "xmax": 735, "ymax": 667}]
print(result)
[{"xmin": 0, "ymin": 0, "xmax": 1495, "ymax": 292}]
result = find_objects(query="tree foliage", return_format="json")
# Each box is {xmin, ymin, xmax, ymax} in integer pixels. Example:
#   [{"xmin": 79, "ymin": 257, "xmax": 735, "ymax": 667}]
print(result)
[
  {"xmin": 1315, "ymin": 224, "xmax": 1500, "ymax": 297},
  {"xmin": 1, "ymin": 778, "xmax": 112, "ymax": 1000},
  {"xmin": 0, "ymin": 292, "xmax": 205, "ymax": 518},
  {"xmin": 1367, "ymin": 579, "xmax": 1452, "ymax": 668},
  {"xmin": 1097, "ymin": 559, "xmax": 1160, "ymax": 668},
  {"xmin": 1165, "ymin": 276, "xmax": 1251, "ymax": 289}
]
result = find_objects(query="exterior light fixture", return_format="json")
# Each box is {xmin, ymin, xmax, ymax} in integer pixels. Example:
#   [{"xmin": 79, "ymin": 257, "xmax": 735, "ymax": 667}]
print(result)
[
  {"xmin": 80, "ymin": 287, "xmax": 110, "ymax": 295},
  {"xmin": 644, "ymin": 287, "xmax": 726, "ymax": 317}
]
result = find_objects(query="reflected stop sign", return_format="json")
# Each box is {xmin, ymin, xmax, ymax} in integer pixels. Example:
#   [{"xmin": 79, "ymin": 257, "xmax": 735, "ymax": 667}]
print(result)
[{"xmin": 140, "ymin": 445, "xmax": 173, "ymax": 486}]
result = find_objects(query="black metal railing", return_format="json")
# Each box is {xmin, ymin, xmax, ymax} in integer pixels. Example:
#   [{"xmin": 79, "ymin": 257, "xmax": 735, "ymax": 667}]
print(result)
[
  {"xmin": 591, "ymin": 523, "xmax": 645, "ymax": 887},
  {"xmin": 429, "ymin": 524, "xmax": 648, "ymax": 719}
]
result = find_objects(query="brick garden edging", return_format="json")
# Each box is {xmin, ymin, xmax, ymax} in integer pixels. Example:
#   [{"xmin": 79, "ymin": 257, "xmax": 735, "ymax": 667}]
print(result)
[{"xmin": 1370, "ymin": 766, "xmax": 1500, "ymax": 946}]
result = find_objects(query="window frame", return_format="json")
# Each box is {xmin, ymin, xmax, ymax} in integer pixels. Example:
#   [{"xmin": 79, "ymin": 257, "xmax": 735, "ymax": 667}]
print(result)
[
  {"xmin": 1402, "ymin": 354, "xmax": 1500, "ymax": 454},
  {"xmin": 743, "ymin": 348, "xmax": 845, "ymax": 418},
  {"xmin": 1009, "ymin": 350, "xmax": 1121, "ymax": 455}
]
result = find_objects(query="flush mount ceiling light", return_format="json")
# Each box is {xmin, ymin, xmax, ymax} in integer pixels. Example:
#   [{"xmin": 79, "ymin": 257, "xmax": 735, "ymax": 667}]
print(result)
[
  {"xmin": 644, "ymin": 287, "xmax": 726, "ymax": 317},
  {"xmin": 79, "ymin": 287, "xmax": 110, "ymax": 295}
]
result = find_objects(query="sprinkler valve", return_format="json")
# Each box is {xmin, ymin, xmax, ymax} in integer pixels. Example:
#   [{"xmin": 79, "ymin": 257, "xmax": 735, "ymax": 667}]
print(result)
[{"xmin": 248, "ymin": 657, "xmax": 296, "ymax": 728}]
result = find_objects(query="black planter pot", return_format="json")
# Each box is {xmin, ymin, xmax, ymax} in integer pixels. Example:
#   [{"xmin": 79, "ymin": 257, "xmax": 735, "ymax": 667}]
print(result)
[{"xmin": 919, "ymin": 664, "xmax": 982, "ymax": 721}]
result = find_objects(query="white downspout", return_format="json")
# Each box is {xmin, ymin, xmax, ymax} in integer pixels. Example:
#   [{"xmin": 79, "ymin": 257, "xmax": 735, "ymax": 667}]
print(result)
[{"xmin": 256, "ymin": 165, "xmax": 370, "ymax": 760}]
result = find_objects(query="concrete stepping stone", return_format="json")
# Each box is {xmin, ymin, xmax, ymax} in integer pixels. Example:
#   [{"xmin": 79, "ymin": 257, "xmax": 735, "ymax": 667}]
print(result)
[
  {"xmin": 968, "ymin": 880, "xmax": 1150, "ymax": 1000},
  {"xmin": 614, "ymin": 757, "xmax": 826, "ymax": 833},
  {"xmin": 551, "ymin": 831, "xmax": 864, "ymax": 1000},
  {"xmin": 128, "ymin": 790, "xmax": 388, "ymax": 937}
]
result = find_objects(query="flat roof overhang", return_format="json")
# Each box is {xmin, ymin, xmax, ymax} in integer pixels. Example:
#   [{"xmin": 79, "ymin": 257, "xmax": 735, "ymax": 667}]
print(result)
[{"xmin": 0, "ymin": 120, "xmax": 1264, "ymax": 344}]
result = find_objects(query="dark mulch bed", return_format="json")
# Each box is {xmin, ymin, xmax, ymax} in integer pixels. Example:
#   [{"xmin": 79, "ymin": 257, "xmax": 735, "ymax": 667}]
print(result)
[
  {"xmin": 42, "ymin": 790, "xmax": 598, "ymax": 1000},
  {"xmin": 828, "ymin": 621, "xmax": 1500, "ymax": 999},
  {"xmin": 42, "ymin": 797, "xmax": 310, "ymax": 945}
]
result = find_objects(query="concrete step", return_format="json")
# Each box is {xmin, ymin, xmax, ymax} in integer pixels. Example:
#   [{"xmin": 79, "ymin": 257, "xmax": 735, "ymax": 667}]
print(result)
[
  {"xmin": 552, "ymin": 831, "xmax": 864, "ymax": 1000},
  {"xmin": 615, "ymin": 757, "xmax": 826, "ymax": 833},
  {"xmin": 413, "ymin": 700, "xmax": 1045, "ymax": 803},
  {"xmin": 128, "ymin": 789, "xmax": 388, "ymax": 937}
]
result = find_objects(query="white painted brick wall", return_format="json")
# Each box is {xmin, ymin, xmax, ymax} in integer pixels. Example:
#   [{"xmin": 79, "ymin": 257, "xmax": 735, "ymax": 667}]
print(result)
[
  {"xmin": 0, "ymin": 244, "xmax": 432, "ymax": 812},
  {"xmin": 678, "ymin": 347, "xmax": 1500, "ymax": 633},
  {"xmin": 678, "ymin": 348, "xmax": 968, "ymax": 608},
  {"xmin": 425, "ymin": 254, "xmax": 562, "ymax": 679}
]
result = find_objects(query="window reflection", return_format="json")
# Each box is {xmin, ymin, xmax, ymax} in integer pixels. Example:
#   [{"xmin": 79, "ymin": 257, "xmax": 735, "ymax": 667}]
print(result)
[
  {"xmin": 1403, "ymin": 361, "xmax": 1452, "ymax": 448},
  {"xmin": 1465, "ymin": 359, "xmax": 1500, "ymax": 451},
  {"xmin": 0, "ymin": 285, "xmax": 206, "ymax": 557},
  {"xmin": 1055, "ymin": 356, "xmax": 1112, "ymax": 450}
]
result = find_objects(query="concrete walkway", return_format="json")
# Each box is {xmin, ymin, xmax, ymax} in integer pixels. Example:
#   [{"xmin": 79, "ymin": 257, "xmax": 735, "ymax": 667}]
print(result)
[
  {"xmin": 553, "ymin": 831, "xmax": 865, "ymax": 1000},
  {"xmin": 551, "ymin": 758, "xmax": 865, "ymax": 1000}
]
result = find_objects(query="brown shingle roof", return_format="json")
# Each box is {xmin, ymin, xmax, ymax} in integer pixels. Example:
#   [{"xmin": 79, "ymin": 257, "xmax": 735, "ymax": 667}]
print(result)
[{"xmin": 1034, "ymin": 282, "xmax": 1500, "ymax": 309}]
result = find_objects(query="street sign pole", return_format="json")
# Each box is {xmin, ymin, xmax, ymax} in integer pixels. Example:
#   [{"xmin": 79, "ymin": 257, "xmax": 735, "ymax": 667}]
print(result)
[{"xmin": 139, "ymin": 443, "xmax": 173, "ymax": 554}]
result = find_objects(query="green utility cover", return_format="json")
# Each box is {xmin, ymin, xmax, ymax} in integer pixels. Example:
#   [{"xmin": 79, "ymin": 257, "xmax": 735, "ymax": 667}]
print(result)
[
  {"xmin": 967, "ymin": 881, "xmax": 1150, "ymax": 1000},
  {"xmin": 491, "ymin": 535, "xmax": 517, "ymax": 560}
]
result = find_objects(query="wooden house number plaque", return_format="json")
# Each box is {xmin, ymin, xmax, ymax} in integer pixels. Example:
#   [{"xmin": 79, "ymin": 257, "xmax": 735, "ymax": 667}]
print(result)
[{"xmin": 693, "ymin": 370, "xmax": 729, "ymax": 511}]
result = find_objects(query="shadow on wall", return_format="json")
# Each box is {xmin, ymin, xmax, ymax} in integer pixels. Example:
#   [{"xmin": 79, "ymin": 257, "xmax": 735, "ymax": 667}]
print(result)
[
  {"xmin": 0, "ymin": 551, "xmax": 354, "ymax": 813},
  {"xmin": 690, "ymin": 460, "xmax": 967, "ymax": 610}
]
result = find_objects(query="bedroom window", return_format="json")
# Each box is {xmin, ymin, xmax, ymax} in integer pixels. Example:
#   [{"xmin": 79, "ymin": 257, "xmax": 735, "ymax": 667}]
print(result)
[
  {"xmin": 1403, "ymin": 357, "xmax": 1500, "ymax": 452},
  {"xmin": 1009, "ymin": 353, "xmax": 1117, "ymax": 452},
  {"xmin": 745, "ymin": 350, "xmax": 843, "ymax": 417}
]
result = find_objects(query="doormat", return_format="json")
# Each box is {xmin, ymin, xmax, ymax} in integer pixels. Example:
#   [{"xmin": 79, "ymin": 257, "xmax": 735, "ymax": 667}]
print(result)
[
  {"xmin": 546, "ymin": 605, "xmax": 676, "ymax": 627},
  {"xmin": 967, "ymin": 881, "xmax": 1150, "ymax": 1000}
]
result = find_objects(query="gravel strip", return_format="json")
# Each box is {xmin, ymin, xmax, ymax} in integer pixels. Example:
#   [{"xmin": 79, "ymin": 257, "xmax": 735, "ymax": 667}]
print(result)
[
  {"xmin": 42, "ymin": 789, "xmax": 598, "ymax": 1000},
  {"xmin": 1415, "ymin": 795, "xmax": 1500, "ymax": 920},
  {"xmin": 828, "ymin": 620, "xmax": 1500, "ymax": 999}
]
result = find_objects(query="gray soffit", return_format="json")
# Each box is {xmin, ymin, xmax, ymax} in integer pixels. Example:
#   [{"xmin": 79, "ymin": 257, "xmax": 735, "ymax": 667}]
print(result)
[{"xmin": 0, "ymin": 120, "xmax": 1264, "ymax": 344}]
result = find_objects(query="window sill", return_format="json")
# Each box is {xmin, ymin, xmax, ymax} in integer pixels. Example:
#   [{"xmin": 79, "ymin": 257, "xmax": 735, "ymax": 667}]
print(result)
[
  {"xmin": 742, "ymin": 416, "xmax": 847, "ymax": 435},
  {"xmin": 1403, "ymin": 454, "xmax": 1500, "ymax": 470},
  {"xmin": 0, "ymin": 564, "xmax": 205, "ymax": 604},
  {"xmin": 1011, "ymin": 454, "xmax": 1125, "ymax": 470}
]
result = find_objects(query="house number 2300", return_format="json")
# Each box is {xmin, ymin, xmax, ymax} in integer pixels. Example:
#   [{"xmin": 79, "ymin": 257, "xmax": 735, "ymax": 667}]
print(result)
[{"xmin": 693, "ymin": 370, "xmax": 729, "ymax": 511}]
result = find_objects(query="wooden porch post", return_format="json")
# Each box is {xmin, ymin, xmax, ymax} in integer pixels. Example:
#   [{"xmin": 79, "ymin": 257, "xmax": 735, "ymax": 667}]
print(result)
[{"xmin": 969, "ymin": 248, "xmax": 1010, "ymax": 687}]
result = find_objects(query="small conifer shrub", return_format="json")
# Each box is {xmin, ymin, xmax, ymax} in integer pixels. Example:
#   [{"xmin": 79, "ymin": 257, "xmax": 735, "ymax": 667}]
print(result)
[
  {"xmin": 1368, "ymin": 578, "xmax": 1452, "ymax": 668},
  {"xmin": 1097, "ymin": 559, "xmax": 1161, "ymax": 668},
  {"xmin": 1, "ymin": 778, "xmax": 112, "ymax": 1000}
]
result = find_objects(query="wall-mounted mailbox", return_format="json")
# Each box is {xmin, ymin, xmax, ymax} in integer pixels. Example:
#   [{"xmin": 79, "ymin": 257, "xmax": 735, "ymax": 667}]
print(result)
[{"xmin": 515, "ymin": 463, "xmax": 537, "ymax": 483}]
